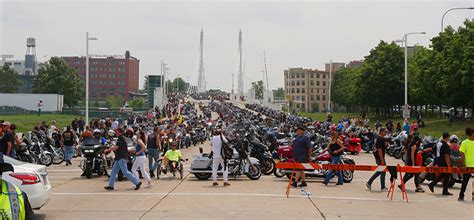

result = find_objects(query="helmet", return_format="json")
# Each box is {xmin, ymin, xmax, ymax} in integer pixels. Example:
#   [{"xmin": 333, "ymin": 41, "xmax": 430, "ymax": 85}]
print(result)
[
  {"xmin": 449, "ymin": 135, "xmax": 459, "ymax": 143},
  {"xmin": 82, "ymin": 130, "xmax": 93, "ymax": 139},
  {"xmin": 108, "ymin": 130, "xmax": 116, "ymax": 137},
  {"xmin": 93, "ymin": 129, "xmax": 101, "ymax": 135}
]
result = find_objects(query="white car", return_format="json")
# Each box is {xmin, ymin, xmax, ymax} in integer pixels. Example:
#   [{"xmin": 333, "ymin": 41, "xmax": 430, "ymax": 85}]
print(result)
[{"xmin": 2, "ymin": 156, "xmax": 52, "ymax": 210}]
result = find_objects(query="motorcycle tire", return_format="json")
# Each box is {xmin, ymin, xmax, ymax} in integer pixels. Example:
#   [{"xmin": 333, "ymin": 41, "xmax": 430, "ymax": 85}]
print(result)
[
  {"xmin": 29, "ymin": 155, "xmax": 38, "ymax": 164},
  {"xmin": 179, "ymin": 164, "xmax": 184, "ymax": 179},
  {"xmin": 39, "ymin": 154, "xmax": 53, "ymax": 167},
  {"xmin": 85, "ymin": 167, "xmax": 92, "ymax": 179},
  {"xmin": 262, "ymin": 158, "xmax": 276, "ymax": 175},
  {"xmin": 53, "ymin": 151, "xmax": 65, "ymax": 164},
  {"xmin": 246, "ymin": 164, "xmax": 262, "ymax": 180},
  {"xmin": 342, "ymin": 170, "xmax": 354, "ymax": 183},
  {"xmin": 194, "ymin": 173, "xmax": 211, "ymax": 180},
  {"xmin": 273, "ymin": 168, "xmax": 285, "ymax": 178}
]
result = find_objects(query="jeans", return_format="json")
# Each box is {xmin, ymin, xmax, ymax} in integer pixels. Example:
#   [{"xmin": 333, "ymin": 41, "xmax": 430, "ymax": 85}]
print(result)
[
  {"xmin": 459, "ymin": 173, "xmax": 472, "ymax": 199},
  {"xmin": 212, "ymin": 157, "xmax": 228, "ymax": 182},
  {"xmin": 108, "ymin": 159, "xmax": 140, "ymax": 187},
  {"xmin": 367, "ymin": 158, "xmax": 386, "ymax": 189},
  {"xmin": 324, "ymin": 156, "xmax": 343, "ymax": 184},
  {"xmin": 364, "ymin": 140, "xmax": 374, "ymax": 152},
  {"xmin": 64, "ymin": 145, "xmax": 74, "ymax": 161},
  {"xmin": 147, "ymin": 148, "xmax": 160, "ymax": 173}
]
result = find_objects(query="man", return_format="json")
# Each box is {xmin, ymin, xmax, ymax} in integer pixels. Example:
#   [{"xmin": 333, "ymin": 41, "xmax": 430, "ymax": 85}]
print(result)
[
  {"xmin": 0, "ymin": 153, "xmax": 35, "ymax": 220},
  {"xmin": 0, "ymin": 122, "xmax": 14, "ymax": 158},
  {"xmin": 428, "ymin": 132, "xmax": 452, "ymax": 195},
  {"xmin": 210, "ymin": 129, "xmax": 229, "ymax": 186},
  {"xmin": 71, "ymin": 118, "xmax": 78, "ymax": 133},
  {"xmin": 37, "ymin": 100, "xmax": 43, "ymax": 117},
  {"xmin": 366, "ymin": 128, "xmax": 389, "ymax": 191},
  {"xmin": 61, "ymin": 126, "xmax": 77, "ymax": 166},
  {"xmin": 78, "ymin": 117, "xmax": 85, "ymax": 134},
  {"xmin": 104, "ymin": 128, "xmax": 142, "ymax": 191},
  {"xmin": 162, "ymin": 141, "xmax": 182, "ymax": 175},
  {"xmin": 291, "ymin": 126, "xmax": 312, "ymax": 187},
  {"xmin": 147, "ymin": 127, "xmax": 162, "ymax": 178},
  {"xmin": 458, "ymin": 128, "xmax": 474, "ymax": 201}
]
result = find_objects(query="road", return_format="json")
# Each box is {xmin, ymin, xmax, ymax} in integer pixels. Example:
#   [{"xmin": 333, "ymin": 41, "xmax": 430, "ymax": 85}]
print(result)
[{"xmin": 35, "ymin": 100, "xmax": 473, "ymax": 219}]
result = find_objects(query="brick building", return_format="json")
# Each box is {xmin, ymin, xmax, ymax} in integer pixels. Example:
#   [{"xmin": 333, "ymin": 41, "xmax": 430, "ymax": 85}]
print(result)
[
  {"xmin": 284, "ymin": 68, "xmax": 332, "ymax": 112},
  {"xmin": 62, "ymin": 51, "xmax": 139, "ymax": 100}
]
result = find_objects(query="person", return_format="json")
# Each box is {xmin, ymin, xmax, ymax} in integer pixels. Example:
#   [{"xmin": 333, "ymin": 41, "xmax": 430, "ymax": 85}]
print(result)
[
  {"xmin": 322, "ymin": 131, "xmax": 344, "ymax": 186},
  {"xmin": 396, "ymin": 122, "xmax": 402, "ymax": 133},
  {"xmin": 37, "ymin": 100, "xmax": 43, "ymax": 116},
  {"xmin": 0, "ymin": 153, "xmax": 35, "ymax": 220},
  {"xmin": 210, "ymin": 129, "xmax": 229, "ymax": 186},
  {"xmin": 291, "ymin": 126, "xmax": 312, "ymax": 188},
  {"xmin": 428, "ymin": 132, "xmax": 452, "ymax": 195},
  {"xmin": 458, "ymin": 128, "xmax": 474, "ymax": 201},
  {"xmin": 131, "ymin": 130, "xmax": 152, "ymax": 188},
  {"xmin": 366, "ymin": 128, "xmax": 389, "ymax": 191},
  {"xmin": 448, "ymin": 135, "xmax": 460, "ymax": 152},
  {"xmin": 0, "ymin": 122, "xmax": 14, "ymax": 158},
  {"xmin": 386, "ymin": 120, "xmax": 394, "ymax": 134},
  {"xmin": 399, "ymin": 136, "xmax": 424, "ymax": 192},
  {"xmin": 71, "ymin": 118, "xmax": 78, "ymax": 133},
  {"xmin": 147, "ymin": 127, "xmax": 161, "ymax": 178},
  {"xmin": 162, "ymin": 140, "xmax": 182, "ymax": 175},
  {"xmin": 326, "ymin": 113, "xmax": 333, "ymax": 123},
  {"xmin": 78, "ymin": 117, "xmax": 85, "ymax": 134},
  {"xmin": 62, "ymin": 126, "xmax": 77, "ymax": 166},
  {"xmin": 402, "ymin": 120, "xmax": 410, "ymax": 134},
  {"xmin": 104, "ymin": 128, "xmax": 142, "ymax": 191}
]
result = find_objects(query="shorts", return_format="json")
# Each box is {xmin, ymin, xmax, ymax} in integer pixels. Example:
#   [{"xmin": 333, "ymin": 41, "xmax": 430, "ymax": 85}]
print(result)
[{"xmin": 295, "ymin": 157, "xmax": 309, "ymax": 163}]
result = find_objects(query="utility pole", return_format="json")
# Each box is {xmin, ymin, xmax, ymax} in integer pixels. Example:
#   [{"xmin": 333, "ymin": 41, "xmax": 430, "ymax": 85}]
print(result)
[{"xmin": 328, "ymin": 60, "xmax": 332, "ymax": 112}]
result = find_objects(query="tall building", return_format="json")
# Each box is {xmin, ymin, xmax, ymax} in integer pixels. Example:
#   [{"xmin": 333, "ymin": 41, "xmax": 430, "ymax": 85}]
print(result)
[
  {"xmin": 62, "ymin": 50, "xmax": 139, "ymax": 100},
  {"xmin": 284, "ymin": 68, "xmax": 332, "ymax": 112},
  {"xmin": 325, "ymin": 62, "xmax": 345, "ymax": 72},
  {"xmin": 147, "ymin": 75, "xmax": 164, "ymax": 108}
]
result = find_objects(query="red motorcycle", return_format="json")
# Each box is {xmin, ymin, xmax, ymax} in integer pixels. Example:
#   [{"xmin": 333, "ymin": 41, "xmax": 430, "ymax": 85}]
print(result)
[{"xmin": 340, "ymin": 134, "xmax": 361, "ymax": 155}]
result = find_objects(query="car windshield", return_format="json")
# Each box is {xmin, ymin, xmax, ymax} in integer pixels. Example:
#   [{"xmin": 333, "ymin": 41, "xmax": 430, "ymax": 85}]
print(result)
[{"xmin": 3, "ymin": 156, "xmax": 26, "ymax": 166}]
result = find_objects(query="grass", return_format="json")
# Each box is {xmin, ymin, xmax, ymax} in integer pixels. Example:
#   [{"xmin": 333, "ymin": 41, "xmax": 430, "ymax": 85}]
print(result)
[
  {"xmin": 1, "ymin": 114, "xmax": 80, "ymax": 133},
  {"xmin": 298, "ymin": 112, "xmax": 474, "ymax": 139}
]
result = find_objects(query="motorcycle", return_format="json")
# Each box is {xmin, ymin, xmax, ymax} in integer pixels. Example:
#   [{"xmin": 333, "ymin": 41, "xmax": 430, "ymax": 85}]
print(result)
[
  {"xmin": 15, "ymin": 140, "xmax": 37, "ymax": 164},
  {"xmin": 247, "ymin": 134, "xmax": 276, "ymax": 175},
  {"xmin": 189, "ymin": 140, "xmax": 262, "ymax": 180},
  {"xmin": 27, "ymin": 134, "xmax": 54, "ymax": 166},
  {"xmin": 79, "ymin": 139, "xmax": 108, "ymax": 179}
]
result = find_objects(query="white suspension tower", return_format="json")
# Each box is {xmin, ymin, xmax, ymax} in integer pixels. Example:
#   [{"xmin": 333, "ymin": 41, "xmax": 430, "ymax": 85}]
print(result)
[
  {"xmin": 237, "ymin": 29, "xmax": 244, "ymax": 95},
  {"xmin": 197, "ymin": 28, "xmax": 206, "ymax": 92}
]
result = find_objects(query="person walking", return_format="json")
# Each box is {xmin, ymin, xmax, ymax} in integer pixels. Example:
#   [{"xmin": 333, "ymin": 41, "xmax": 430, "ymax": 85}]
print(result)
[
  {"xmin": 399, "ymin": 136, "xmax": 424, "ymax": 192},
  {"xmin": 147, "ymin": 127, "xmax": 161, "ymax": 178},
  {"xmin": 131, "ymin": 130, "xmax": 152, "ymax": 188},
  {"xmin": 210, "ymin": 129, "xmax": 230, "ymax": 186},
  {"xmin": 458, "ymin": 128, "xmax": 474, "ymax": 201},
  {"xmin": 61, "ymin": 126, "xmax": 77, "ymax": 166},
  {"xmin": 104, "ymin": 128, "xmax": 142, "ymax": 191},
  {"xmin": 428, "ymin": 132, "xmax": 452, "ymax": 195},
  {"xmin": 37, "ymin": 100, "xmax": 43, "ymax": 117},
  {"xmin": 366, "ymin": 128, "xmax": 389, "ymax": 191},
  {"xmin": 0, "ymin": 153, "xmax": 35, "ymax": 220},
  {"xmin": 291, "ymin": 126, "xmax": 312, "ymax": 188},
  {"xmin": 323, "ymin": 131, "xmax": 344, "ymax": 186}
]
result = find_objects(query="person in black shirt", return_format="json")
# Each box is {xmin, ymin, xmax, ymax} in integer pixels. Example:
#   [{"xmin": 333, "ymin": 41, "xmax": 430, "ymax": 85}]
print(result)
[
  {"xmin": 322, "ymin": 131, "xmax": 344, "ymax": 186},
  {"xmin": 0, "ymin": 122, "xmax": 14, "ymax": 157},
  {"xmin": 366, "ymin": 128, "xmax": 388, "ymax": 191},
  {"xmin": 291, "ymin": 126, "xmax": 312, "ymax": 188},
  {"xmin": 399, "ymin": 136, "xmax": 424, "ymax": 192},
  {"xmin": 428, "ymin": 132, "xmax": 452, "ymax": 195},
  {"xmin": 104, "ymin": 128, "xmax": 142, "ymax": 191}
]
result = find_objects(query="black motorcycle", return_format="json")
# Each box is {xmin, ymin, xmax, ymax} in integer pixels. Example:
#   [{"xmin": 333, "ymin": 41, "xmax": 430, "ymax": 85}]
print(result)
[
  {"xmin": 247, "ymin": 134, "xmax": 275, "ymax": 175},
  {"xmin": 80, "ymin": 139, "xmax": 108, "ymax": 179}
]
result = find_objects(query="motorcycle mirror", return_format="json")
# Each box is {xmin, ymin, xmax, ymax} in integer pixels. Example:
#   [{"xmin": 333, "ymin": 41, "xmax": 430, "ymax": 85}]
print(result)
[{"xmin": 199, "ymin": 147, "xmax": 203, "ymax": 154}]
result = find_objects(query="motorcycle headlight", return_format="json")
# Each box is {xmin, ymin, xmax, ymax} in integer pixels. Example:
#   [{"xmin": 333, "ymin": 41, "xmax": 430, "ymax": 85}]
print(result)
[{"xmin": 84, "ymin": 150, "xmax": 94, "ymax": 153}]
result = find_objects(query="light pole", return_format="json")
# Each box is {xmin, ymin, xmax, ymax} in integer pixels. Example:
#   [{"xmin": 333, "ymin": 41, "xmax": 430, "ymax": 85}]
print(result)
[
  {"xmin": 441, "ymin": 7, "xmax": 474, "ymax": 32},
  {"xmin": 327, "ymin": 60, "xmax": 332, "ymax": 113},
  {"xmin": 396, "ymin": 32, "xmax": 425, "ymax": 119},
  {"xmin": 85, "ymin": 32, "xmax": 97, "ymax": 125}
]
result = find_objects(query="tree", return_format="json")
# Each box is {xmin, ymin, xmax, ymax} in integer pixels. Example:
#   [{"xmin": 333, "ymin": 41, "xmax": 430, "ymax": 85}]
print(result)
[
  {"xmin": 32, "ymin": 57, "xmax": 84, "ymax": 107},
  {"xmin": 273, "ymin": 88, "xmax": 285, "ymax": 100},
  {"xmin": 143, "ymin": 75, "xmax": 149, "ymax": 93},
  {"xmin": 128, "ymin": 97, "xmax": 145, "ymax": 109},
  {"xmin": 0, "ymin": 64, "xmax": 21, "ymax": 93},
  {"xmin": 331, "ymin": 66, "xmax": 362, "ymax": 111},
  {"xmin": 252, "ymin": 80, "xmax": 264, "ymax": 100},
  {"xmin": 166, "ymin": 77, "xmax": 188, "ymax": 93},
  {"xmin": 105, "ymin": 95, "xmax": 124, "ymax": 108}
]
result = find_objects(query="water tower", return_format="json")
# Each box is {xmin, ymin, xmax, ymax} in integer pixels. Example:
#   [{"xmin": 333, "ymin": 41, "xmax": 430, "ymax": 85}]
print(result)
[{"xmin": 25, "ymin": 37, "xmax": 37, "ymax": 75}]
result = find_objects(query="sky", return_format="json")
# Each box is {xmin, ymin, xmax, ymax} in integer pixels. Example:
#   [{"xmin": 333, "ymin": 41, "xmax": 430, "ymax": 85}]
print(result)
[{"xmin": 1, "ymin": 0, "xmax": 472, "ymax": 92}]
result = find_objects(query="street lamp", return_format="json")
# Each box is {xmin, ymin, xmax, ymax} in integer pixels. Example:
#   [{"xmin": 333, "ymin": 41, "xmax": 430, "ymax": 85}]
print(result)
[
  {"xmin": 396, "ymin": 32, "xmax": 425, "ymax": 119},
  {"xmin": 85, "ymin": 32, "xmax": 98, "ymax": 124},
  {"xmin": 441, "ymin": 7, "xmax": 474, "ymax": 32}
]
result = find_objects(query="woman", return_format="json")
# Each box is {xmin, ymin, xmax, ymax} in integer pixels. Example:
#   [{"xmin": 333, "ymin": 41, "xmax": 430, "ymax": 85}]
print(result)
[
  {"xmin": 323, "ymin": 131, "xmax": 344, "ymax": 186},
  {"xmin": 131, "ymin": 130, "xmax": 152, "ymax": 188},
  {"xmin": 400, "ymin": 136, "xmax": 424, "ymax": 192}
]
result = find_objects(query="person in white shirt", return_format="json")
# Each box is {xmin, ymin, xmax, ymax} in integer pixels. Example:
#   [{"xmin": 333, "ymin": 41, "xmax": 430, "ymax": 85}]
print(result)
[
  {"xmin": 111, "ymin": 119, "xmax": 119, "ymax": 130},
  {"xmin": 210, "ymin": 130, "xmax": 230, "ymax": 187},
  {"xmin": 37, "ymin": 100, "xmax": 43, "ymax": 116}
]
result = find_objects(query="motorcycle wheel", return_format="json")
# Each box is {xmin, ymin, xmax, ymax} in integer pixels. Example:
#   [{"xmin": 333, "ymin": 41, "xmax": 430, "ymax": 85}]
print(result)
[
  {"xmin": 262, "ymin": 158, "xmax": 276, "ymax": 175},
  {"xmin": 179, "ymin": 164, "xmax": 184, "ymax": 179},
  {"xmin": 53, "ymin": 150, "xmax": 65, "ymax": 164},
  {"xmin": 273, "ymin": 168, "xmax": 285, "ymax": 178},
  {"xmin": 73, "ymin": 148, "xmax": 79, "ymax": 158},
  {"xmin": 342, "ymin": 170, "xmax": 354, "ymax": 183},
  {"xmin": 194, "ymin": 173, "xmax": 211, "ymax": 180},
  {"xmin": 29, "ymin": 155, "xmax": 38, "ymax": 164},
  {"xmin": 246, "ymin": 164, "xmax": 262, "ymax": 180},
  {"xmin": 39, "ymin": 154, "xmax": 53, "ymax": 167},
  {"xmin": 85, "ymin": 165, "xmax": 92, "ymax": 179}
]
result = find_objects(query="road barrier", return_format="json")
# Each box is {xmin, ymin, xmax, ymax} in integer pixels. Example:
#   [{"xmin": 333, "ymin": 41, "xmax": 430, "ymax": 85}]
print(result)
[{"xmin": 276, "ymin": 162, "xmax": 474, "ymax": 202}]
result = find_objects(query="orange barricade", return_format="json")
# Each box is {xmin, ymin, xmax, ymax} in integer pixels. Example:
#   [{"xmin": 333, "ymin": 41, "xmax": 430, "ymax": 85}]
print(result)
[{"xmin": 276, "ymin": 162, "xmax": 474, "ymax": 202}]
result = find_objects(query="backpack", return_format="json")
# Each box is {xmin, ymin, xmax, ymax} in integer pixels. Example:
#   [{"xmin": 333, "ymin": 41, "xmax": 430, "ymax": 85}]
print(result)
[{"xmin": 220, "ymin": 135, "xmax": 233, "ymax": 160}]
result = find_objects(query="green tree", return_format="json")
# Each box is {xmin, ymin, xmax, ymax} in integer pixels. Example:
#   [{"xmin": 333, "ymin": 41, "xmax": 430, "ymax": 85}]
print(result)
[
  {"xmin": 105, "ymin": 95, "xmax": 125, "ymax": 108},
  {"xmin": 0, "ymin": 64, "xmax": 21, "ymax": 93},
  {"xmin": 128, "ymin": 97, "xmax": 145, "ymax": 109},
  {"xmin": 32, "ymin": 57, "xmax": 84, "ymax": 107},
  {"xmin": 143, "ymin": 75, "xmax": 149, "ymax": 93},
  {"xmin": 166, "ymin": 77, "xmax": 188, "ymax": 93},
  {"xmin": 273, "ymin": 88, "xmax": 285, "ymax": 100},
  {"xmin": 252, "ymin": 80, "xmax": 264, "ymax": 100},
  {"xmin": 331, "ymin": 66, "xmax": 362, "ymax": 111}
]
